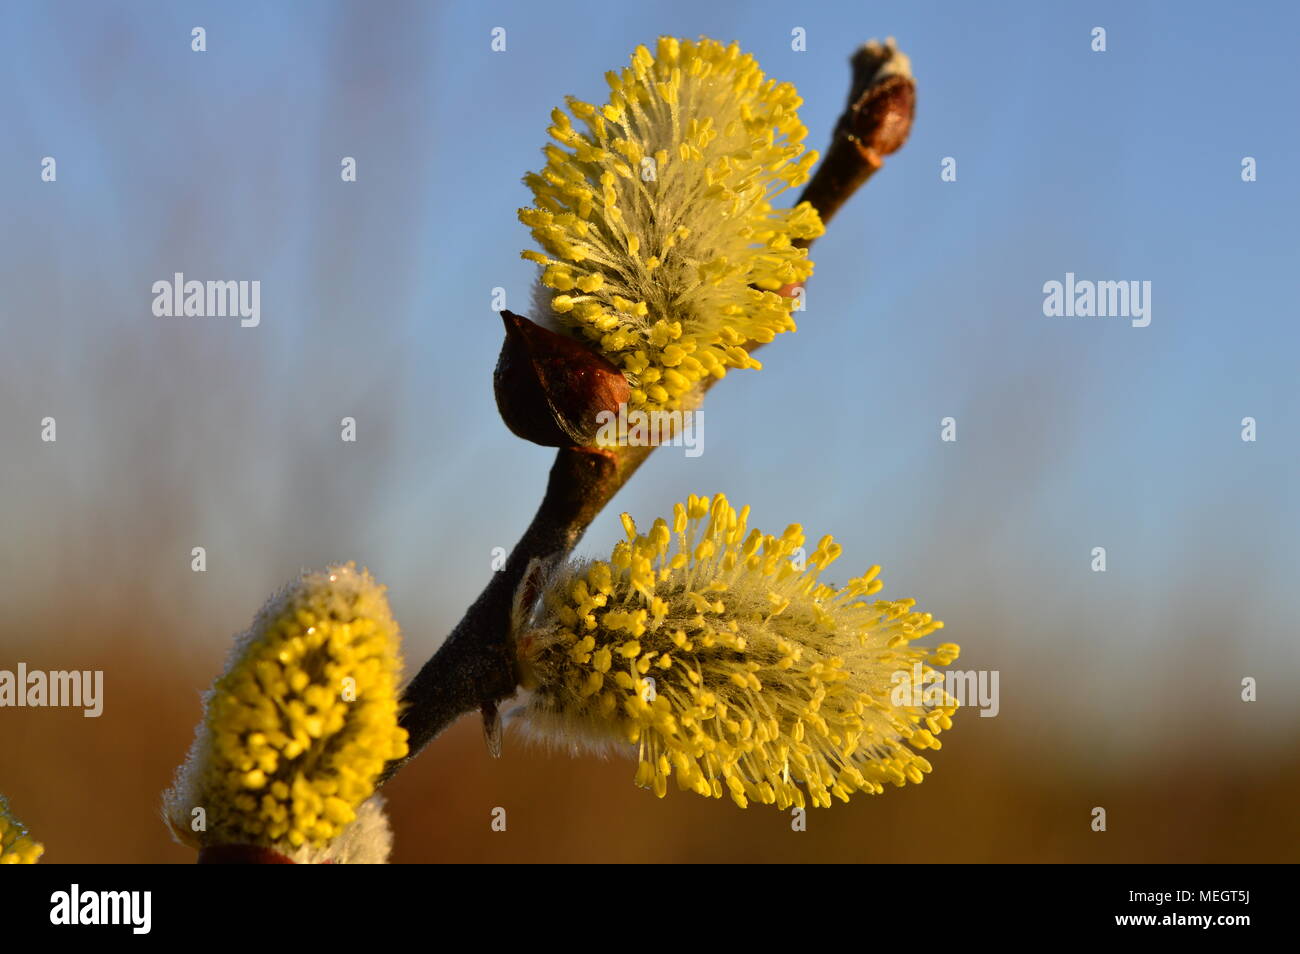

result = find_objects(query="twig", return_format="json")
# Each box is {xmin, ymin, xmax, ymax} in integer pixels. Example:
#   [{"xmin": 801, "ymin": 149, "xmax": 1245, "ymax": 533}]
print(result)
[
  {"xmin": 383, "ymin": 39, "xmax": 915, "ymax": 781},
  {"xmin": 795, "ymin": 38, "xmax": 915, "ymax": 241},
  {"xmin": 386, "ymin": 445, "xmax": 650, "ymax": 779}
]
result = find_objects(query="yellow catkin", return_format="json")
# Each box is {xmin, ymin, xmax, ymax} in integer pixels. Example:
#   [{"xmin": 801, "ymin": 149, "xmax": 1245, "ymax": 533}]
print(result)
[
  {"xmin": 518, "ymin": 494, "xmax": 959, "ymax": 809},
  {"xmin": 164, "ymin": 564, "xmax": 408, "ymax": 852},
  {"xmin": 519, "ymin": 37, "xmax": 824, "ymax": 412}
]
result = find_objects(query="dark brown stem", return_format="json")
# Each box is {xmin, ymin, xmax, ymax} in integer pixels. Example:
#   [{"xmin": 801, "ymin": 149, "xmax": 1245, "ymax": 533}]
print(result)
[
  {"xmin": 385, "ymin": 39, "xmax": 913, "ymax": 780},
  {"xmin": 387, "ymin": 445, "xmax": 651, "ymax": 778}
]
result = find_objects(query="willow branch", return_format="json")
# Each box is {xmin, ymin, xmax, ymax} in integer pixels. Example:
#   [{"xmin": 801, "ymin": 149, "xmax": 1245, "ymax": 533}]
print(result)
[
  {"xmin": 384, "ymin": 445, "xmax": 650, "ymax": 779},
  {"xmin": 794, "ymin": 38, "xmax": 915, "ymax": 242},
  {"xmin": 384, "ymin": 38, "xmax": 914, "ymax": 781}
]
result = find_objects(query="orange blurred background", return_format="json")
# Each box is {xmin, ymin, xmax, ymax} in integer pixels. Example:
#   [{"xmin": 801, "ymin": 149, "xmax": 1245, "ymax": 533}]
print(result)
[{"xmin": 3, "ymin": 606, "xmax": 1297, "ymax": 863}]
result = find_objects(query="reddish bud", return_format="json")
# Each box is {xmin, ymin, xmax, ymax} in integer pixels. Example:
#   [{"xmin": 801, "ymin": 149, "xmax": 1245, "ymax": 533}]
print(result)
[
  {"xmin": 494, "ymin": 310, "xmax": 630, "ymax": 448},
  {"xmin": 845, "ymin": 39, "xmax": 915, "ymax": 161}
]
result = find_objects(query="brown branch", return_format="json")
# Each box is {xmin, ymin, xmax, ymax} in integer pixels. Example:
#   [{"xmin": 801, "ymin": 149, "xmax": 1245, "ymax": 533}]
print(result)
[
  {"xmin": 384, "ymin": 38, "xmax": 915, "ymax": 780},
  {"xmin": 383, "ymin": 444, "xmax": 651, "ymax": 779}
]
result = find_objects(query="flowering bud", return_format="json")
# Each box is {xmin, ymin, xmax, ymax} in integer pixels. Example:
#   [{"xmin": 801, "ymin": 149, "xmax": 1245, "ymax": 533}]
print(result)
[
  {"xmin": 164, "ymin": 563, "xmax": 408, "ymax": 863},
  {"xmin": 494, "ymin": 309, "xmax": 630, "ymax": 447},
  {"xmin": 514, "ymin": 493, "xmax": 960, "ymax": 810},
  {"xmin": 518, "ymin": 37, "xmax": 824, "ymax": 414}
]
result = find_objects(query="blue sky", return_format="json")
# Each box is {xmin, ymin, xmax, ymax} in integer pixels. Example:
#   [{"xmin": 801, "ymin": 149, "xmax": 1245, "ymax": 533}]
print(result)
[{"xmin": 2, "ymin": 1, "xmax": 1297, "ymax": 744}]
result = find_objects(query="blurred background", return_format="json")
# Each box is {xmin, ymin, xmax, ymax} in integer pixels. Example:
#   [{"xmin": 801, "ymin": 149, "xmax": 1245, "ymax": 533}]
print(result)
[{"xmin": 2, "ymin": 0, "xmax": 1297, "ymax": 863}]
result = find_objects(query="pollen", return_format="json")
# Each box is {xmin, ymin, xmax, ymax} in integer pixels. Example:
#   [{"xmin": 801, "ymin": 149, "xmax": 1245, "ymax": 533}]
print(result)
[{"xmin": 519, "ymin": 37, "xmax": 824, "ymax": 413}]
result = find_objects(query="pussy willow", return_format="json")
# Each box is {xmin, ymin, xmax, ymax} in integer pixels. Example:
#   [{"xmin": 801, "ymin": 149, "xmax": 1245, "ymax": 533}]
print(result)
[
  {"xmin": 164, "ymin": 564, "xmax": 407, "ymax": 860},
  {"xmin": 516, "ymin": 493, "xmax": 959, "ymax": 809},
  {"xmin": 520, "ymin": 36, "xmax": 824, "ymax": 414}
]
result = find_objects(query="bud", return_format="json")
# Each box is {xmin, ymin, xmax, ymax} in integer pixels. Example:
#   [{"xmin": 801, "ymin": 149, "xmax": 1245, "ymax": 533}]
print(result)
[
  {"xmin": 494, "ymin": 310, "xmax": 630, "ymax": 447},
  {"xmin": 844, "ymin": 38, "xmax": 915, "ymax": 160},
  {"xmin": 797, "ymin": 37, "xmax": 915, "ymax": 234}
]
